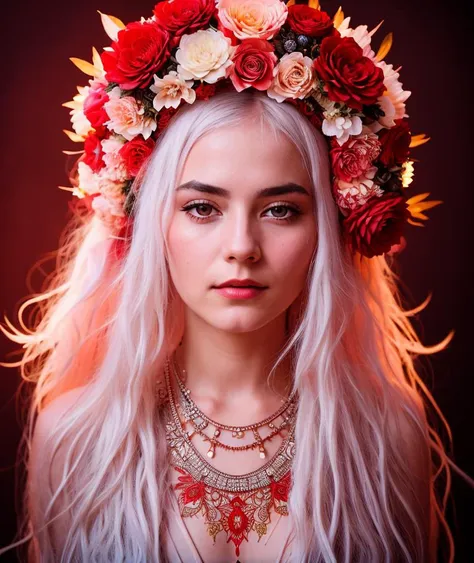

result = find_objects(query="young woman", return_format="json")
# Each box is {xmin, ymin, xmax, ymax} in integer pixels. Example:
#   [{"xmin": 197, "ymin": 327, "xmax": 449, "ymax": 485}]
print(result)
[{"xmin": 1, "ymin": 1, "xmax": 472, "ymax": 561}]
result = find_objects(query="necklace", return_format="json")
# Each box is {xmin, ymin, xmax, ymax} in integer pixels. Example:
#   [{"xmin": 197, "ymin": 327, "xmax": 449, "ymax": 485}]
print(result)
[
  {"xmin": 161, "ymin": 357, "xmax": 297, "ymax": 558},
  {"xmin": 172, "ymin": 354, "xmax": 298, "ymax": 459}
]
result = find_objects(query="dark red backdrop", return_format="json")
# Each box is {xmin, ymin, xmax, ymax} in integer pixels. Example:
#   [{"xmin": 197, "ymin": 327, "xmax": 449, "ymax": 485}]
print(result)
[{"xmin": 1, "ymin": 1, "xmax": 473, "ymax": 561}]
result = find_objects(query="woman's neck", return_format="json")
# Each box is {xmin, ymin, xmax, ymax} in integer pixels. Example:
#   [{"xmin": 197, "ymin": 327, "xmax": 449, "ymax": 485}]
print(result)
[{"xmin": 173, "ymin": 311, "xmax": 294, "ymax": 424}]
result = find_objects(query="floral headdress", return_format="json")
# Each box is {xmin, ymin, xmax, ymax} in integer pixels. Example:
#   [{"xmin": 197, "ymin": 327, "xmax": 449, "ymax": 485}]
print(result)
[{"xmin": 62, "ymin": 0, "xmax": 441, "ymax": 258}]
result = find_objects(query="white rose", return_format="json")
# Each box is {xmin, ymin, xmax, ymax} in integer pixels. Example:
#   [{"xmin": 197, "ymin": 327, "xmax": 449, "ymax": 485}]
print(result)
[{"xmin": 176, "ymin": 29, "xmax": 233, "ymax": 84}]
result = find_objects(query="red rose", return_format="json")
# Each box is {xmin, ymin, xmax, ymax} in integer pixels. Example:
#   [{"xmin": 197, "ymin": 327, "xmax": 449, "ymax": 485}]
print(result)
[
  {"xmin": 83, "ymin": 132, "xmax": 106, "ymax": 173},
  {"xmin": 119, "ymin": 137, "xmax": 156, "ymax": 177},
  {"xmin": 331, "ymin": 135, "xmax": 381, "ymax": 183},
  {"xmin": 287, "ymin": 5, "xmax": 335, "ymax": 37},
  {"xmin": 101, "ymin": 21, "xmax": 170, "ymax": 90},
  {"xmin": 313, "ymin": 36, "xmax": 385, "ymax": 111},
  {"xmin": 343, "ymin": 193, "xmax": 411, "ymax": 258},
  {"xmin": 153, "ymin": 0, "xmax": 216, "ymax": 48},
  {"xmin": 152, "ymin": 106, "xmax": 180, "ymax": 139},
  {"xmin": 93, "ymin": 125, "xmax": 110, "ymax": 140},
  {"xmin": 83, "ymin": 86, "xmax": 109, "ymax": 129},
  {"xmin": 228, "ymin": 39, "xmax": 277, "ymax": 92},
  {"xmin": 194, "ymin": 82, "xmax": 217, "ymax": 101},
  {"xmin": 378, "ymin": 119, "xmax": 411, "ymax": 167}
]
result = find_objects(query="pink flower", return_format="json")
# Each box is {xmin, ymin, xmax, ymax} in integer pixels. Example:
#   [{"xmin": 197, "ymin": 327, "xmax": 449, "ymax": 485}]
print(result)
[
  {"xmin": 83, "ymin": 83, "xmax": 109, "ymax": 129},
  {"xmin": 150, "ymin": 71, "xmax": 196, "ymax": 110},
  {"xmin": 104, "ymin": 87, "xmax": 157, "ymax": 141},
  {"xmin": 216, "ymin": 0, "xmax": 287, "ymax": 41},
  {"xmin": 330, "ymin": 130, "xmax": 381, "ymax": 183},
  {"xmin": 101, "ymin": 137, "xmax": 129, "ymax": 182},
  {"xmin": 334, "ymin": 168, "xmax": 384, "ymax": 213},
  {"xmin": 91, "ymin": 195, "xmax": 128, "ymax": 232}
]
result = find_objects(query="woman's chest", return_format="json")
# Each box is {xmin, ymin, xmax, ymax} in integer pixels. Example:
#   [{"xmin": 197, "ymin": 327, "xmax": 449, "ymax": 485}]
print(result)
[
  {"xmin": 160, "ymin": 375, "xmax": 297, "ymax": 561},
  {"xmin": 166, "ymin": 464, "xmax": 293, "ymax": 563}
]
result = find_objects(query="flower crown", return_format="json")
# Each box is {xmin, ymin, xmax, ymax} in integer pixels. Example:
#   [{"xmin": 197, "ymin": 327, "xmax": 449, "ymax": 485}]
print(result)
[{"xmin": 62, "ymin": 0, "xmax": 441, "ymax": 259}]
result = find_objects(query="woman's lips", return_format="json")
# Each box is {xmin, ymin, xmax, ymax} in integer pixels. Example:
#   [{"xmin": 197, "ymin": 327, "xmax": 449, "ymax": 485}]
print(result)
[{"xmin": 213, "ymin": 286, "xmax": 267, "ymax": 299}]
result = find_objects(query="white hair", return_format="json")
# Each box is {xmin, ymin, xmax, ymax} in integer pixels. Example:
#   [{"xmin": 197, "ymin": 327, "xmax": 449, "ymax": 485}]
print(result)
[{"xmin": 1, "ymin": 90, "xmax": 467, "ymax": 562}]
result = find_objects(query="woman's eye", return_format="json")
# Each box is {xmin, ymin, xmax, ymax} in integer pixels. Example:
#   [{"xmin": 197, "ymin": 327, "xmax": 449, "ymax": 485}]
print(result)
[{"xmin": 181, "ymin": 202, "xmax": 301, "ymax": 223}]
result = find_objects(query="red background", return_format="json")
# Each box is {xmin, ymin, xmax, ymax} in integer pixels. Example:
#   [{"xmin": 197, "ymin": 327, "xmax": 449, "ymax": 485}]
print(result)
[{"xmin": 1, "ymin": 1, "xmax": 473, "ymax": 560}]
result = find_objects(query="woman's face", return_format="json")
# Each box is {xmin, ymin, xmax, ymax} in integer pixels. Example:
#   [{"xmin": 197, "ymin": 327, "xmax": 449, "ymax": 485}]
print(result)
[{"xmin": 166, "ymin": 118, "xmax": 317, "ymax": 334}]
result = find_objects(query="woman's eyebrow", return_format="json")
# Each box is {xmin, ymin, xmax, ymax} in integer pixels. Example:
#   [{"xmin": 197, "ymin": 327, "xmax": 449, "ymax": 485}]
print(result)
[{"xmin": 176, "ymin": 180, "xmax": 311, "ymax": 198}]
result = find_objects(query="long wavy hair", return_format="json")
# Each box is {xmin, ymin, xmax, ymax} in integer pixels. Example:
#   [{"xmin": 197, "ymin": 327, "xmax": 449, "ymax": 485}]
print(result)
[{"xmin": 1, "ymin": 90, "xmax": 471, "ymax": 562}]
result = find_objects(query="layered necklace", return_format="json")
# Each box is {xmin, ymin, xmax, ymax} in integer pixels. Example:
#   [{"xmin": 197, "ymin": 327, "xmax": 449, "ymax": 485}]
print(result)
[{"xmin": 161, "ymin": 355, "xmax": 298, "ymax": 558}]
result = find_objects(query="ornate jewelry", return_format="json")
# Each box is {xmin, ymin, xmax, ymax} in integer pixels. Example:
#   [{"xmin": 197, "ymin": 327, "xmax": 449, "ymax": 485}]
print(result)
[
  {"xmin": 172, "ymin": 354, "xmax": 298, "ymax": 459},
  {"xmin": 162, "ymin": 357, "xmax": 297, "ymax": 557}
]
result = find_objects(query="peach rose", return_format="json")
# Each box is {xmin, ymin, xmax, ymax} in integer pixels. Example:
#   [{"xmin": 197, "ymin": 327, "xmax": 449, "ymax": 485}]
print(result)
[
  {"xmin": 176, "ymin": 29, "xmax": 233, "ymax": 83},
  {"xmin": 216, "ymin": 0, "xmax": 287, "ymax": 40},
  {"xmin": 104, "ymin": 87, "xmax": 157, "ymax": 141},
  {"xmin": 150, "ymin": 71, "xmax": 196, "ymax": 110},
  {"xmin": 267, "ymin": 52, "xmax": 316, "ymax": 103}
]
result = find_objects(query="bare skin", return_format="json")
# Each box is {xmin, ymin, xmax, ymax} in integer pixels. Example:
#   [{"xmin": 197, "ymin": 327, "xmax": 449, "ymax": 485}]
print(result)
[
  {"xmin": 166, "ymin": 116, "xmax": 317, "ymax": 434},
  {"xmin": 164, "ymin": 118, "xmax": 318, "ymax": 561}
]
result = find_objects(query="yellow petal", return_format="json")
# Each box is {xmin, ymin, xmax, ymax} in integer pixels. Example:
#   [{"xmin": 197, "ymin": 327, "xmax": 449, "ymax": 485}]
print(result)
[
  {"xmin": 286, "ymin": 0, "xmax": 296, "ymax": 6},
  {"xmin": 375, "ymin": 32, "xmax": 393, "ymax": 62},
  {"xmin": 63, "ymin": 130, "xmax": 85, "ymax": 143},
  {"xmin": 333, "ymin": 6, "xmax": 345, "ymax": 28},
  {"xmin": 98, "ymin": 10, "xmax": 125, "ymax": 41},
  {"xmin": 407, "ymin": 218, "xmax": 426, "ymax": 227},
  {"xmin": 70, "ymin": 57, "xmax": 101, "ymax": 78},
  {"xmin": 410, "ymin": 202, "xmax": 443, "ymax": 215},
  {"xmin": 411, "ymin": 211, "xmax": 430, "ymax": 220},
  {"xmin": 308, "ymin": 0, "xmax": 321, "ymax": 9},
  {"xmin": 406, "ymin": 192, "xmax": 434, "ymax": 205},
  {"xmin": 62, "ymin": 101, "xmax": 81, "ymax": 109},
  {"xmin": 409, "ymin": 133, "xmax": 431, "ymax": 148},
  {"xmin": 92, "ymin": 46, "xmax": 103, "ymax": 70},
  {"xmin": 62, "ymin": 150, "xmax": 85, "ymax": 155},
  {"xmin": 407, "ymin": 193, "xmax": 443, "ymax": 225}
]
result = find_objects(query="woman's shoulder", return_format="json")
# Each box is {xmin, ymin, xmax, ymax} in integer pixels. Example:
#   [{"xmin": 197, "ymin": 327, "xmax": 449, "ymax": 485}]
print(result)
[
  {"xmin": 30, "ymin": 385, "xmax": 91, "ymax": 480},
  {"xmin": 34, "ymin": 386, "xmax": 89, "ymax": 438},
  {"xmin": 29, "ymin": 386, "xmax": 90, "ymax": 547}
]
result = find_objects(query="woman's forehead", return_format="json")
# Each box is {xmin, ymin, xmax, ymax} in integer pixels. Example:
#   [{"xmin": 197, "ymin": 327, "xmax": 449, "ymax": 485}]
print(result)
[{"xmin": 180, "ymin": 124, "xmax": 310, "ymax": 188}]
